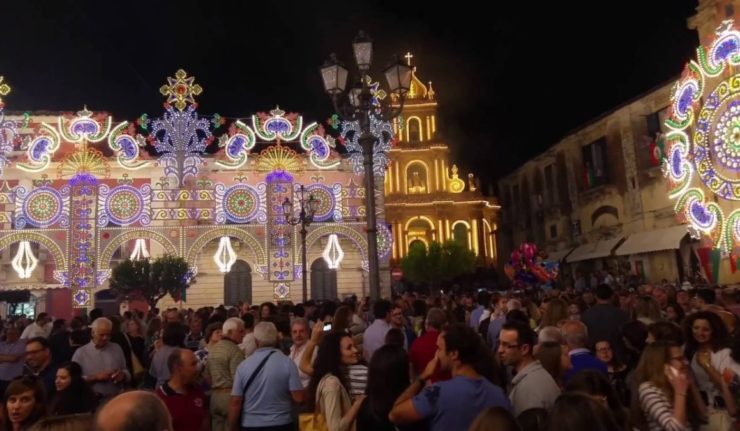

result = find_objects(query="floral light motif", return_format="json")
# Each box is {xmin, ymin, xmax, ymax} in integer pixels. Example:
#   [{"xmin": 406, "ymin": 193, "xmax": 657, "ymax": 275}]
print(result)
[
  {"xmin": 159, "ymin": 69, "xmax": 203, "ymax": 111},
  {"xmin": 663, "ymin": 20, "xmax": 740, "ymax": 252},
  {"xmin": 108, "ymin": 122, "xmax": 150, "ymax": 170},
  {"xmin": 216, "ymin": 120, "xmax": 256, "ymax": 169},
  {"xmin": 0, "ymin": 76, "xmax": 10, "ymax": 105},
  {"xmin": 16, "ymin": 123, "xmax": 61, "ymax": 173},
  {"xmin": 252, "ymin": 107, "xmax": 303, "ymax": 142},
  {"xmin": 150, "ymin": 105, "xmax": 212, "ymax": 186},
  {"xmin": 0, "ymin": 77, "xmax": 15, "ymax": 180},
  {"xmin": 340, "ymin": 115, "xmax": 394, "ymax": 176},
  {"xmin": 300, "ymin": 122, "xmax": 339, "ymax": 169},
  {"xmin": 58, "ymin": 107, "xmax": 111, "ymax": 143},
  {"xmin": 255, "ymin": 144, "xmax": 303, "ymax": 174}
]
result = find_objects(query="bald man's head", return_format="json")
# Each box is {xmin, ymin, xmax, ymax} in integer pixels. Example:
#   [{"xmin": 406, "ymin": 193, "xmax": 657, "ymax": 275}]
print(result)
[{"xmin": 95, "ymin": 390, "xmax": 173, "ymax": 431}]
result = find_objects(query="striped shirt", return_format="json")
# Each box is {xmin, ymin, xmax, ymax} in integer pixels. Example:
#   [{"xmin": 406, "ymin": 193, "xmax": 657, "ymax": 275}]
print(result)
[
  {"xmin": 346, "ymin": 364, "xmax": 367, "ymax": 398},
  {"xmin": 638, "ymin": 382, "xmax": 689, "ymax": 431}
]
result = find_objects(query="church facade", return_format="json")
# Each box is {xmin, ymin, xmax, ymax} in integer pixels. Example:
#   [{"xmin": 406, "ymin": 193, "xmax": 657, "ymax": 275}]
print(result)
[{"xmin": 384, "ymin": 57, "xmax": 500, "ymax": 268}]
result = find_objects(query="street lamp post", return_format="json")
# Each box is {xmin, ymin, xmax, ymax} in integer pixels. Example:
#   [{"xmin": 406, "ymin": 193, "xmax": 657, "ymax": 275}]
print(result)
[
  {"xmin": 283, "ymin": 185, "xmax": 319, "ymax": 303},
  {"xmin": 320, "ymin": 31, "xmax": 412, "ymax": 301}
]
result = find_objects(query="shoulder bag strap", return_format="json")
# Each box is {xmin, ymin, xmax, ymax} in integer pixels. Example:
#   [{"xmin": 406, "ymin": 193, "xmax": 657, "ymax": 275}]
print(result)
[
  {"xmin": 238, "ymin": 350, "xmax": 276, "ymax": 426},
  {"xmin": 241, "ymin": 350, "xmax": 276, "ymax": 399}
]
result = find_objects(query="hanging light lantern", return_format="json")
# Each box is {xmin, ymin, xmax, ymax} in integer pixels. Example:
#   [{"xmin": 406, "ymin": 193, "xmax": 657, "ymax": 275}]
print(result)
[
  {"xmin": 12, "ymin": 241, "xmax": 38, "ymax": 279},
  {"xmin": 214, "ymin": 236, "xmax": 237, "ymax": 273},
  {"xmin": 129, "ymin": 239, "xmax": 150, "ymax": 261},
  {"xmin": 322, "ymin": 234, "xmax": 344, "ymax": 269}
]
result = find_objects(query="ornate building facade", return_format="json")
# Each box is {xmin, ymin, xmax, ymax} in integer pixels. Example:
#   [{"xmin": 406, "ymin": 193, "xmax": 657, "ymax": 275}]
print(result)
[
  {"xmin": 0, "ymin": 70, "xmax": 392, "ymax": 317},
  {"xmin": 497, "ymin": 0, "xmax": 740, "ymax": 284},
  {"xmin": 383, "ymin": 56, "xmax": 500, "ymax": 267}
]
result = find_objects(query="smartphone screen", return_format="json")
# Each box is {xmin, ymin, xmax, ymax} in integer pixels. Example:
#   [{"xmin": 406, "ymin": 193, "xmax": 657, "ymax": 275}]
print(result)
[{"xmin": 323, "ymin": 323, "xmax": 332, "ymax": 331}]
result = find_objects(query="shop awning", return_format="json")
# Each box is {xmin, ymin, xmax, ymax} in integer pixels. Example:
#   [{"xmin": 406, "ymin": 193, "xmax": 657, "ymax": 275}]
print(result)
[
  {"xmin": 614, "ymin": 225, "xmax": 689, "ymax": 256},
  {"xmin": 545, "ymin": 248, "xmax": 575, "ymax": 262},
  {"xmin": 566, "ymin": 237, "xmax": 624, "ymax": 263}
]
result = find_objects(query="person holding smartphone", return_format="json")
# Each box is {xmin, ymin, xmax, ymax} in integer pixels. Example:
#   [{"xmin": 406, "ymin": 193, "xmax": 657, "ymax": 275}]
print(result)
[{"xmin": 635, "ymin": 341, "xmax": 704, "ymax": 431}]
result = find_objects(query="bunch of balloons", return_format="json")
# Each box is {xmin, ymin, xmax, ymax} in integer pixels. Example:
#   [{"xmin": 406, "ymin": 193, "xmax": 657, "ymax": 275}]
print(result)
[{"xmin": 504, "ymin": 242, "xmax": 559, "ymax": 288}]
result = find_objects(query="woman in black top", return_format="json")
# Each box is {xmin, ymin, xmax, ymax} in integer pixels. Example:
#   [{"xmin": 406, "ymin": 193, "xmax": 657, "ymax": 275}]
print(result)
[
  {"xmin": 49, "ymin": 362, "xmax": 97, "ymax": 416},
  {"xmin": 357, "ymin": 344, "xmax": 410, "ymax": 431}
]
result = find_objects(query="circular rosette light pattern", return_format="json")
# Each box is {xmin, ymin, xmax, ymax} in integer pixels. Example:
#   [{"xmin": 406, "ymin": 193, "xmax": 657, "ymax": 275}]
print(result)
[
  {"xmin": 304, "ymin": 185, "xmax": 336, "ymax": 222},
  {"xmin": 377, "ymin": 223, "xmax": 393, "ymax": 260},
  {"xmin": 665, "ymin": 20, "xmax": 740, "ymax": 251},
  {"xmin": 22, "ymin": 188, "xmax": 64, "ymax": 228},
  {"xmin": 105, "ymin": 185, "xmax": 145, "ymax": 225},
  {"xmin": 222, "ymin": 185, "xmax": 260, "ymax": 223}
]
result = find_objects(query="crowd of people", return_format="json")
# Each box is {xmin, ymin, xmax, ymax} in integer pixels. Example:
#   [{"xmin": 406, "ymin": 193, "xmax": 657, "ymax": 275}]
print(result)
[{"xmin": 2, "ymin": 279, "xmax": 740, "ymax": 430}]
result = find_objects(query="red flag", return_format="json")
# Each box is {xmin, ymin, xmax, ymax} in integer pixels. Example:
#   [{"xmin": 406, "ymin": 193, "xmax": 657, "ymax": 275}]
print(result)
[
  {"xmin": 697, "ymin": 247, "xmax": 714, "ymax": 283},
  {"xmin": 731, "ymin": 254, "xmax": 738, "ymax": 274}
]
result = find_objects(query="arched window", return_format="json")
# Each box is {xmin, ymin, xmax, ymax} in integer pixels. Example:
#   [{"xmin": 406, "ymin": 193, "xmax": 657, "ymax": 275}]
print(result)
[
  {"xmin": 453, "ymin": 222, "xmax": 471, "ymax": 249},
  {"xmin": 224, "ymin": 260, "xmax": 252, "ymax": 306},
  {"xmin": 406, "ymin": 162, "xmax": 429, "ymax": 194},
  {"xmin": 407, "ymin": 118, "xmax": 422, "ymax": 142},
  {"xmin": 311, "ymin": 258, "xmax": 337, "ymax": 300}
]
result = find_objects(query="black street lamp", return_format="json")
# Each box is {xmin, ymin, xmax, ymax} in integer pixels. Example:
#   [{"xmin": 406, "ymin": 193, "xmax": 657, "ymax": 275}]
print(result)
[
  {"xmin": 283, "ymin": 185, "xmax": 319, "ymax": 303},
  {"xmin": 320, "ymin": 31, "xmax": 412, "ymax": 301}
]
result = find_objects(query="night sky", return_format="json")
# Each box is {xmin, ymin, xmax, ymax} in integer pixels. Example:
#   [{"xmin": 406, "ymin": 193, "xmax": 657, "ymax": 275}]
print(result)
[{"xmin": 0, "ymin": 0, "xmax": 699, "ymax": 193}]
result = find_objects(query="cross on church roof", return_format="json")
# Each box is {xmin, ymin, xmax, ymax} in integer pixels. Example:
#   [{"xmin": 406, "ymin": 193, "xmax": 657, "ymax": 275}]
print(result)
[{"xmin": 404, "ymin": 52, "xmax": 414, "ymax": 66}]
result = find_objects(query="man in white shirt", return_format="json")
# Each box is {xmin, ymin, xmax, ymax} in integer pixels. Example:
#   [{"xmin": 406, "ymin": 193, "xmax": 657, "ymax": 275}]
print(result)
[
  {"xmin": 288, "ymin": 318, "xmax": 311, "ymax": 388},
  {"xmin": 20, "ymin": 313, "xmax": 51, "ymax": 339},
  {"xmin": 362, "ymin": 300, "xmax": 393, "ymax": 362}
]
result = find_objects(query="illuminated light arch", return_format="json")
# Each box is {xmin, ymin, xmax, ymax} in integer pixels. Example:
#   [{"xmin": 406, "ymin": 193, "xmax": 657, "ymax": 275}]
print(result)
[
  {"xmin": 305, "ymin": 225, "xmax": 368, "ymax": 266},
  {"xmin": 406, "ymin": 116, "xmax": 423, "ymax": 142},
  {"xmin": 98, "ymin": 230, "xmax": 179, "ymax": 270},
  {"xmin": 404, "ymin": 160, "xmax": 431, "ymax": 194},
  {"xmin": 186, "ymin": 227, "xmax": 266, "ymax": 269},
  {"xmin": 404, "ymin": 215, "xmax": 436, "ymax": 231},
  {"xmin": 0, "ymin": 231, "xmax": 66, "ymax": 270},
  {"xmin": 409, "ymin": 237, "xmax": 428, "ymax": 246},
  {"xmin": 451, "ymin": 220, "xmax": 473, "ymax": 250}
]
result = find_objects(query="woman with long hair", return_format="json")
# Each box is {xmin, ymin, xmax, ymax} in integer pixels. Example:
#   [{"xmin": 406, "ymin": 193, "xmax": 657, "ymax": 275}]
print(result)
[
  {"xmin": 538, "ymin": 298, "xmax": 568, "ymax": 329},
  {"xmin": 144, "ymin": 317, "xmax": 162, "ymax": 355},
  {"xmin": 49, "ymin": 362, "xmax": 97, "ymax": 416},
  {"xmin": 546, "ymin": 392, "xmax": 620, "ymax": 431},
  {"xmin": 4, "ymin": 377, "xmax": 46, "ymax": 431},
  {"xmin": 683, "ymin": 311, "xmax": 737, "ymax": 428},
  {"xmin": 565, "ymin": 370, "xmax": 629, "ymax": 431},
  {"xmin": 468, "ymin": 407, "xmax": 521, "ymax": 431},
  {"xmin": 356, "ymin": 345, "xmax": 409, "ymax": 431},
  {"xmin": 664, "ymin": 302, "xmax": 685, "ymax": 325},
  {"xmin": 306, "ymin": 331, "xmax": 365, "ymax": 431},
  {"xmin": 534, "ymin": 341, "xmax": 564, "ymax": 387},
  {"xmin": 593, "ymin": 339, "xmax": 630, "ymax": 405},
  {"xmin": 26, "ymin": 414, "xmax": 92, "ymax": 431},
  {"xmin": 634, "ymin": 341, "xmax": 704, "ymax": 431}
]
